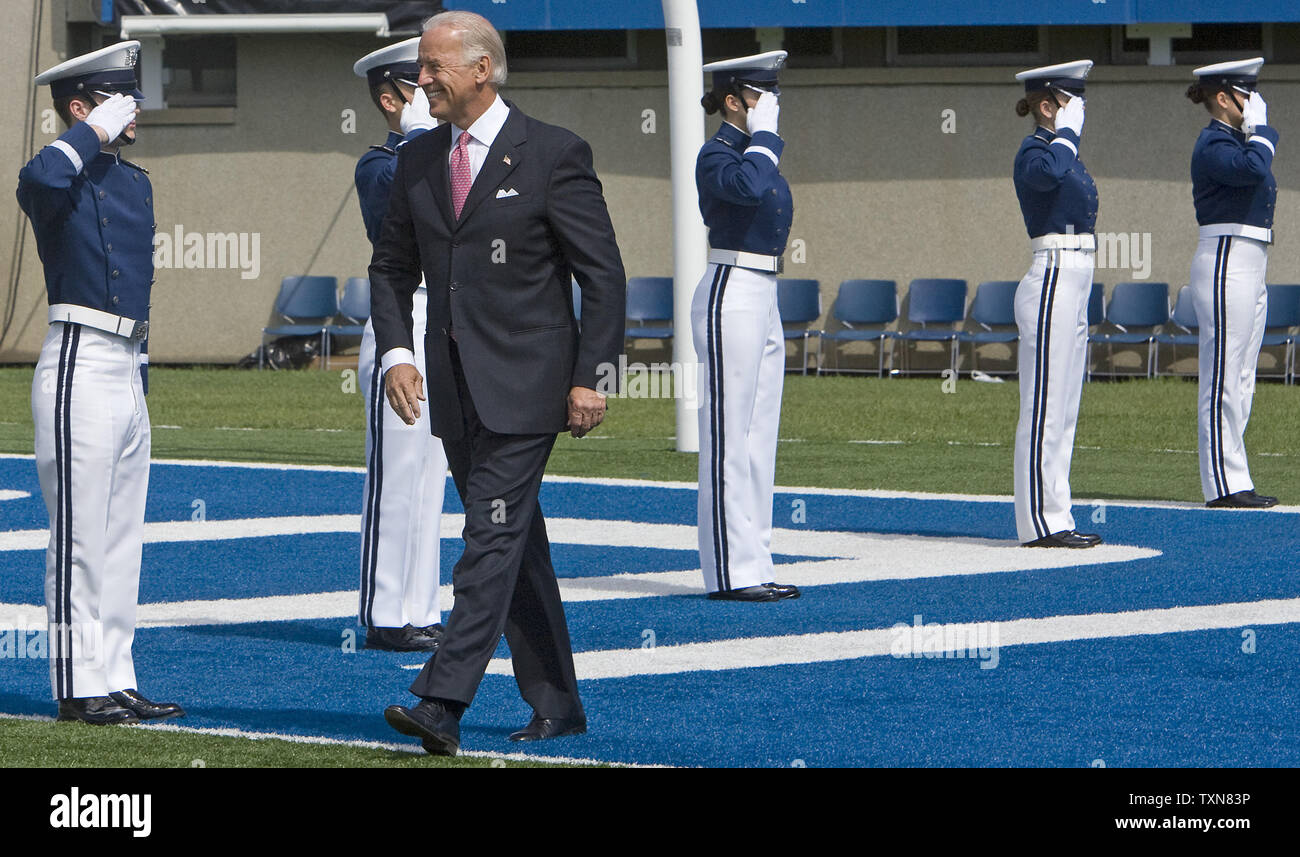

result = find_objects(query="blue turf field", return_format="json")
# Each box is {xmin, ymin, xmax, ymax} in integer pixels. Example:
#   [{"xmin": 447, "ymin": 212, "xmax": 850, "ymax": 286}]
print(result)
[{"xmin": 1, "ymin": 455, "xmax": 1297, "ymax": 767}]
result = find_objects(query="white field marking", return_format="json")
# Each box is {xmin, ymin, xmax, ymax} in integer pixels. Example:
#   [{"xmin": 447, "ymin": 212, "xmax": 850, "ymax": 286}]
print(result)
[
  {"xmin": 0, "ymin": 490, "xmax": 29, "ymax": 502},
  {"xmin": 4, "ymin": 453, "xmax": 1298, "ymax": 512},
  {"xmin": 848, "ymin": 439, "xmax": 905, "ymax": 445},
  {"xmin": 460, "ymin": 596, "xmax": 1300, "ymax": 680},
  {"xmin": 0, "ymin": 713, "xmax": 652, "ymax": 767},
  {"xmin": 0, "ymin": 521, "xmax": 1159, "ymax": 627}
]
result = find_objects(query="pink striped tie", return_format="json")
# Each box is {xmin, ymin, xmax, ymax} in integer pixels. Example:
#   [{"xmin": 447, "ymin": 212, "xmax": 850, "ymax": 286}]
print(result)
[{"xmin": 450, "ymin": 130, "xmax": 472, "ymax": 219}]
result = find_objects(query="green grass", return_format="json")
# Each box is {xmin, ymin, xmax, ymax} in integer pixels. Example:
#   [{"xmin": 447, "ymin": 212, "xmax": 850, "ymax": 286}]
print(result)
[
  {"xmin": 1, "ymin": 364, "xmax": 1296, "ymax": 767},
  {"xmin": 2, "ymin": 366, "xmax": 1296, "ymax": 502},
  {"xmin": 0, "ymin": 717, "xmax": 571, "ymax": 768}
]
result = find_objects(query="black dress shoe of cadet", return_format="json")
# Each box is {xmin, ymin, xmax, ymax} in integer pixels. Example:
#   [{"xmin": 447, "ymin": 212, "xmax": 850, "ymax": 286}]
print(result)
[
  {"xmin": 1207, "ymin": 490, "xmax": 1278, "ymax": 509},
  {"xmin": 1023, "ymin": 530, "xmax": 1102, "ymax": 548},
  {"xmin": 109, "ymin": 688, "xmax": 185, "ymax": 721},
  {"xmin": 384, "ymin": 700, "xmax": 460, "ymax": 756},
  {"xmin": 707, "ymin": 582, "xmax": 801, "ymax": 601},
  {"xmin": 365, "ymin": 624, "xmax": 440, "ymax": 652},
  {"xmin": 57, "ymin": 696, "xmax": 139, "ymax": 725},
  {"xmin": 508, "ymin": 714, "xmax": 587, "ymax": 742}
]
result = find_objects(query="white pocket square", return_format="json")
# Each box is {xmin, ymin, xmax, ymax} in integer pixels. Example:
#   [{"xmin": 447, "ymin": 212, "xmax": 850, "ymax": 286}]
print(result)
[{"xmin": 495, "ymin": 188, "xmax": 520, "ymax": 199}]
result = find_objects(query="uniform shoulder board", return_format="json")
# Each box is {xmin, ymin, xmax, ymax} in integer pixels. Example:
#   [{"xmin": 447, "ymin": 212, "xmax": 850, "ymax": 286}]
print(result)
[
  {"xmin": 713, "ymin": 134, "xmax": 737, "ymax": 150},
  {"xmin": 368, "ymin": 144, "xmax": 398, "ymax": 155},
  {"xmin": 120, "ymin": 158, "xmax": 149, "ymax": 174}
]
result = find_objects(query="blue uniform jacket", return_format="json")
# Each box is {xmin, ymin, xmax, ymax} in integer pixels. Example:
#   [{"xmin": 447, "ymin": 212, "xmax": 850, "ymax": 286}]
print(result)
[
  {"xmin": 695, "ymin": 122, "xmax": 792, "ymax": 256},
  {"xmin": 1191, "ymin": 120, "xmax": 1278, "ymax": 229},
  {"xmin": 1013, "ymin": 126, "xmax": 1098, "ymax": 239},
  {"xmin": 355, "ymin": 128, "xmax": 428, "ymax": 246},
  {"xmin": 16, "ymin": 121, "xmax": 155, "ymax": 322}
]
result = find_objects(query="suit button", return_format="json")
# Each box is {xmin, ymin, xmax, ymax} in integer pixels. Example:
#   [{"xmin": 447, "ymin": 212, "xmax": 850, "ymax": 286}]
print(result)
[
  {"xmin": 441, "ymin": 327, "xmax": 447, "ymax": 335},
  {"xmin": 450, "ymin": 282, "xmax": 459, "ymax": 291},
  {"xmin": 451, "ymin": 241, "xmax": 460, "ymax": 248}
]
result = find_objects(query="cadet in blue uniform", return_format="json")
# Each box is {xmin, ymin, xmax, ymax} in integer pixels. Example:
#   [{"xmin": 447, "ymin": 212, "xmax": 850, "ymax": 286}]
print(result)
[
  {"xmin": 352, "ymin": 38, "xmax": 449, "ymax": 651},
  {"xmin": 691, "ymin": 51, "xmax": 800, "ymax": 601},
  {"xmin": 1010, "ymin": 61, "xmax": 1103, "ymax": 549},
  {"xmin": 1186, "ymin": 58, "xmax": 1280, "ymax": 508},
  {"xmin": 17, "ymin": 41, "xmax": 183, "ymax": 724}
]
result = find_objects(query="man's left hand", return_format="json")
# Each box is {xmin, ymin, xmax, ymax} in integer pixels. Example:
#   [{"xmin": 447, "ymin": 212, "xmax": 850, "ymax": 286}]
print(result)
[{"xmin": 567, "ymin": 386, "xmax": 606, "ymax": 438}]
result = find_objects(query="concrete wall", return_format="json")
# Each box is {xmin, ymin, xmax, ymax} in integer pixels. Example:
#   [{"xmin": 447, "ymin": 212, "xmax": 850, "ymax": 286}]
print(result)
[{"xmin": 3, "ymin": 8, "xmax": 1298, "ymax": 362}]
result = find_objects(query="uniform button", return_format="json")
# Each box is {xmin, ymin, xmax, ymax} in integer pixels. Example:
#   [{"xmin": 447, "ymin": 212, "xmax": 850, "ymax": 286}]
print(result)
[
  {"xmin": 105, "ymin": 244, "xmax": 112, "ymax": 253},
  {"xmin": 112, "ymin": 296, "xmax": 119, "ymax": 304},
  {"xmin": 98, "ymin": 190, "xmax": 106, "ymax": 200},
  {"xmin": 101, "ymin": 217, "xmax": 110, "ymax": 226},
  {"xmin": 145, "ymin": 197, "xmax": 151, "ymax": 205},
  {"xmin": 133, "ymin": 174, "xmax": 139, "ymax": 182},
  {"xmin": 111, "ymin": 269, "xmax": 120, "ymax": 279},
  {"xmin": 150, "ymin": 279, "xmax": 156, "ymax": 285}
]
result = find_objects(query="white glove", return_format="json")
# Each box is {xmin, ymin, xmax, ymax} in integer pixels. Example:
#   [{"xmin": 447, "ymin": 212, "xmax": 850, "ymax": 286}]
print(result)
[
  {"xmin": 1055, "ymin": 94, "xmax": 1085, "ymax": 138},
  {"xmin": 1242, "ymin": 91, "xmax": 1268, "ymax": 136},
  {"xmin": 85, "ymin": 93, "xmax": 136, "ymax": 141},
  {"xmin": 746, "ymin": 91, "xmax": 779, "ymax": 137},
  {"xmin": 400, "ymin": 85, "xmax": 437, "ymax": 135}
]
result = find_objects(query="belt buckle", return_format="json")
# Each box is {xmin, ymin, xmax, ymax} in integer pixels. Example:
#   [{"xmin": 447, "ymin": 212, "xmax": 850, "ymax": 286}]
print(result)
[
  {"xmin": 131, "ymin": 320, "xmax": 149, "ymax": 342},
  {"xmin": 774, "ymin": 257, "xmax": 784, "ymax": 275}
]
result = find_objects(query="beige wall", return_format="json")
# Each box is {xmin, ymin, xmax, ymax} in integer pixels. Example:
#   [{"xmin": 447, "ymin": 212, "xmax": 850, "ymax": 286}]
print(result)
[{"xmin": 3, "ymin": 16, "xmax": 1298, "ymax": 362}]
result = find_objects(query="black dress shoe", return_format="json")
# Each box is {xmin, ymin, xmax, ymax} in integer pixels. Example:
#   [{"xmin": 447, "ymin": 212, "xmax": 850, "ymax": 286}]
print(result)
[
  {"xmin": 1023, "ymin": 530, "xmax": 1101, "ymax": 548},
  {"xmin": 365, "ymin": 624, "xmax": 440, "ymax": 652},
  {"xmin": 416, "ymin": 623, "xmax": 444, "ymax": 644},
  {"xmin": 1207, "ymin": 490, "xmax": 1278, "ymax": 508},
  {"xmin": 508, "ymin": 714, "xmax": 587, "ymax": 742},
  {"xmin": 57, "ymin": 696, "xmax": 139, "ymax": 725},
  {"xmin": 707, "ymin": 582, "xmax": 801, "ymax": 601},
  {"xmin": 108, "ymin": 688, "xmax": 185, "ymax": 721},
  {"xmin": 384, "ymin": 700, "xmax": 459, "ymax": 756}
]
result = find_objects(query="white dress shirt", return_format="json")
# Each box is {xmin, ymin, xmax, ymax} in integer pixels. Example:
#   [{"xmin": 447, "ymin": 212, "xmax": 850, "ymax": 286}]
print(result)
[{"xmin": 381, "ymin": 94, "xmax": 511, "ymax": 375}]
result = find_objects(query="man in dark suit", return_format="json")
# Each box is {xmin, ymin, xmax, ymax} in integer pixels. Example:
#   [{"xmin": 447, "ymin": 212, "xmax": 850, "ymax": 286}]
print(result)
[{"xmin": 370, "ymin": 11, "xmax": 626, "ymax": 756}]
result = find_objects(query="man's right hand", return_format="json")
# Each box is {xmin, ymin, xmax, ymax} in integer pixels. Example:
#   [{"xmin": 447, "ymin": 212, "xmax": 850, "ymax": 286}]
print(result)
[
  {"xmin": 384, "ymin": 363, "xmax": 425, "ymax": 425},
  {"xmin": 85, "ymin": 93, "xmax": 136, "ymax": 143}
]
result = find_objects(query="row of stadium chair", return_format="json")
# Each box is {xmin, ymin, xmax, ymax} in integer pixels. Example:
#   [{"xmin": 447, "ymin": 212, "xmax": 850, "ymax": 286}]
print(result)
[
  {"xmin": 626, "ymin": 277, "xmax": 1300, "ymax": 383},
  {"xmin": 261, "ymin": 275, "xmax": 1300, "ymax": 383}
]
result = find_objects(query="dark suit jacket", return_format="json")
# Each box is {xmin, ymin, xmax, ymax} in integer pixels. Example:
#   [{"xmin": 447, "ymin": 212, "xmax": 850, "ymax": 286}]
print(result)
[{"xmin": 369, "ymin": 101, "xmax": 627, "ymax": 439}]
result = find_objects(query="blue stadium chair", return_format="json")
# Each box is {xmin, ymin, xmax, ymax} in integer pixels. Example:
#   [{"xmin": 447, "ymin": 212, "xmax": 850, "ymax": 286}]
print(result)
[
  {"xmin": 1262, "ymin": 284, "xmax": 1300, "ymax": 385},
  {"xmin": 1154, "ymin": 286, "xmax": 1198, "ymax": 378},
  {"xmin": 1089, "ymin": 281, "xmax": 1169, "ymax": 378},
  {"xmin": 323, "ymin": 277, "xmax": 370, "ymax": 369},
  {"xmin": 777, "ymin": 278, "xmax": 821, "ymax": 374},
  {"xmin": 958, "ymin": 280, "xmax": 1019, "ymax": 376},
  {"xmin": 817, "ymin": 279, "xmax": 898, "ymax": 377},
  {"xmin": 260, "ymin": 276, "xmax": 339, "ymax": 369},
  {"xmin": 895, "ymin": 278, "xmax": 967, "ymax": 375},
  {"xmin": 1083, "ymin": 282, "xmax": 1105, "ymax": 381},
  {"xmin": 625, "ymin": 277, "xmax": 673, "ymax": 343}
]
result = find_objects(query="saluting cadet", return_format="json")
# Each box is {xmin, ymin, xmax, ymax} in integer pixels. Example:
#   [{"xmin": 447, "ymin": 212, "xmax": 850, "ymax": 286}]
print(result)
[
  {"xmin": 1010, "ymin": 61, "xmax": 1103, "ymax": 549},
  {"xmin": 691, "ymin": 51, "xmax": 800, "ymax": 601},
  {"xmin": 1186, "ymin": 59, "xmax": 1280, "ymax": 509},
  {"xmin": 17, "ymin": 41, "xmax": 183, "ymax": 724},
  {"xmin": 352, "ymin": 38, "xmax": 450, "ymax": 651}
]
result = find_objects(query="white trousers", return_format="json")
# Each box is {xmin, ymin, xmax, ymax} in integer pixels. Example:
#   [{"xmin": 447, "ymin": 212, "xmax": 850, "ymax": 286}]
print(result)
[
  {"xmin": 1190, "ymin": 235, "xmax": 1268, "ymax": 501},
  {"xmin": 1014, "ymin": 250, "xmax": 1093, "ymax": 542},
  {"xmin": 691, "ymin": 263, "xmax": 785, "ymax": 592},
  {"xmin": 358, "ymin": 289, "xmax": 448, "ymax": 628},
  {"xmin": 32, "ymin": 322, "xmax": 149, "ymax": 699}
]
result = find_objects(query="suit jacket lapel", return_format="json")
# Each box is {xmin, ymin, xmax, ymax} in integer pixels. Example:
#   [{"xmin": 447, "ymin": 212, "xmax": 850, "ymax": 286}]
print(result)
[
  {"xmin": 423, "ymin": 125, "xmax": 454, "ymax": 229},
  {"xmin": 455, "ymin": 105, "xmax": 526, "ymax": 228}
]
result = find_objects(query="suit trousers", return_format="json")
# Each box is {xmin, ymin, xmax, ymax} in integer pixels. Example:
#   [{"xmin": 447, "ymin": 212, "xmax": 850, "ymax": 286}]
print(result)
[
  {"xmin": 1014, "ymin": 249, "xmax": 1092, "ymax": 543},
  {"xmin": 1190, "ymin": 234, "xmax": 1268, "ymax": 502},
  {"xmin": 408, "ymin": 343, "xmax": 583, "ymax": 719},
  {"xmin": 358, "ymin": 288, "xmax": 448, "ymax": 629},
  {"xmin": 32, "ymin": 322, "xmax": 149, "ymax": 700}
]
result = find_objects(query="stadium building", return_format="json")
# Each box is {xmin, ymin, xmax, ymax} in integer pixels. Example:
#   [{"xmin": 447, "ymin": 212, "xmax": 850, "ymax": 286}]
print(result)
[{"xmin": 2, "ymin": 0, "xmax": 1297, "ymax": 367}]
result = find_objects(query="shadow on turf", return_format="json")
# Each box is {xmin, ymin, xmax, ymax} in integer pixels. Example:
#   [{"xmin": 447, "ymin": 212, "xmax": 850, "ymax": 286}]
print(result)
[{"xmin": 180, "ymin": 619, "xmax": 362, "ymax": 649}]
